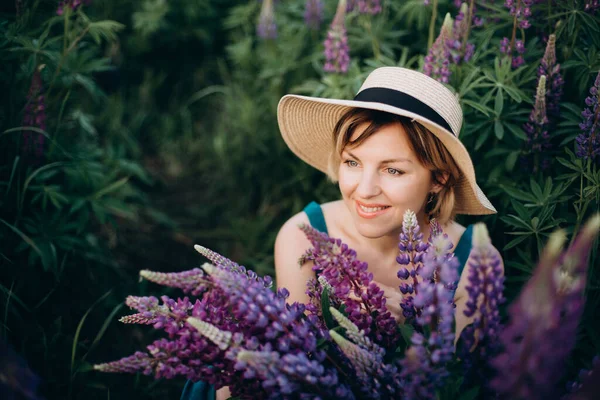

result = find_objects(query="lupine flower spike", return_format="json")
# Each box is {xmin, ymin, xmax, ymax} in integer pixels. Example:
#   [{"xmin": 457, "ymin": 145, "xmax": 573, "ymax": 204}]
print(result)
[
  {"xmin": 398, "ymin": 232, "xmax": 458, "ymax": 399},
  {"xmin": 490, "ymin": 215, "xmax": 600, "ymax": 400},
  {"xmin": 22, "ymin": 66, "xmax": 46, "ymax": 161},
  {"xmin": 57, "ymin": 0, "xmax": 91, "ymax": 15},
  {"xmin": 304, "ymin": 0, "xmax": 324, "ymax": 30},
  {"xmin": 457, "ymin": 224, "xmax": 504, "ymax": 389},
  {"xmin": 423, "ymin": 13, "xmax": 453, "ymax": 83},
  {"xmin": 324, "ymin": 0, "xmax": 350, "ymax": 73},
  {"xmin": 299, "ymin": 224, "xmax": 397, "ymax": 347},
  {"xmin": 448, "ymin": 3, "xmax": 475, "ymax": 65},
  {"xmin": 576, "ymin": 72, "xmax": 600, "ymax": 162},
  {"xmin": 539, "ymin": 34, "xmax": 564, "ymax": 116},
  {"xmin": 257, "ymin": 0, "xmax": 277, "ymax": 40},
  {"xmin": 357, "ymin": 0, "xmax": 382, "ymax": 15},
  {"xmin": 397, "ymin": 210, "xmax": 430, "ymax": 320},
  {"xmin": 523, "ymin": 75, "xmax": 551, "ymax": 172}
]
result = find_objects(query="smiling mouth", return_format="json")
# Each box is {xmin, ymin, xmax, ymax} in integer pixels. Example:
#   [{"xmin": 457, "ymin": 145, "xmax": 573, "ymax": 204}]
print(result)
[{"xmin": 355, "ymin": 201, "xmax": 391, "ymax": 217}]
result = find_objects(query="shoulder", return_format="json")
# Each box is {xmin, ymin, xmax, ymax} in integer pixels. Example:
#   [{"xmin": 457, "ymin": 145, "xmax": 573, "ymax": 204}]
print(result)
[
  {"xmin": 274, "ymin": 210, "xmax": 317, "ymax": 303},
  {"xmin": 275, "ymin": 210, "xmax": 311, "ymax": 249}
]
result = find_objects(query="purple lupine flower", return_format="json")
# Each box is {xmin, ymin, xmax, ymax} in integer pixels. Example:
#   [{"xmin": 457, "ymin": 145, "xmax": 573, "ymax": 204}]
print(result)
[
  {"xmin": 324, "ymin": 0, "xmax": 350, "ymax": 74},
  {"xmin": 346, "ymin": 0, "xmax": 358, "ymax": 12},
  {"xmin": 257, "ymin": 0, "xmax": 277, "ymax": 40},
  {"xmin": 490, "ymin": 215, "xmax": 600, "ymax": 400},
  {"xmin": 564, "ymin": 356, "xmax": 600, "ymax": 398},
  {"xmin": 505, "ymin": 0, "xmax": 533, "ymax": 29},
  {"xmin": 358, "ymin": 0, "xmax": 381, "ymax": 15},
  {"xmin": 398, "ymin": 233, "xmax": 459, "ymax": 399},
  {"xmin": 139, "ymin": 268, "xmax": 209, "ymax": 296},
  {"xmin": 304, "ymin": 0, "xmax": 324, "ymax": 30},
  {"xmin": 523, "ymin": 75, "xmax": 551, "ymax": 172},
  {"xmin": 0, "ymin": 339, "xmax": 43, "ymax": 400},
  {"xmin": 423, "ymin": 13, "xmax": 453, "ymax": 83},
  {"xmin": 539, "ymin": 34, "xmax": 564, "ymax": 116},
  {"xmin": 584, "ymin": 0, "xmax": 600, "ymax": 13},
  {"xmin": 234, "ymin": 349, "xmax": 351, "ymax": 398},
  {"xmin": 456, "ymin": 224, "xmax": 504, "ymax": 389},
  {"xmin": 397, "ymin": 210, "xmax": 430, "ymax": 320},
  {"xmin": 448, "ymin": 3, "xmax": 476, "ymax": 65},
  {"xmin": 299, "ymin": 224, "xmax": 397, "ymax": 348},
  {"xmin": 500, "ymin": 36, "xmax": 526, "ymax": 68},
  {"xmin": 22, "ymin": 67, "xmax": 46, "ymax": 161},
  {"xmin": 57, "ymin": 0, "xmax": 91, "ymax": 15},
  {"xmin": 576, "ymin": 72, "xmax": 600, "ymax": 162}
]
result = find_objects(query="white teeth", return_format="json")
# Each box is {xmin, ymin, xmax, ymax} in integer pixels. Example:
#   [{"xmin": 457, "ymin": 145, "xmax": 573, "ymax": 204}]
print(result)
[{"xmin": 359, "ymin": 204, "xmax": 388, "ymax": 213}]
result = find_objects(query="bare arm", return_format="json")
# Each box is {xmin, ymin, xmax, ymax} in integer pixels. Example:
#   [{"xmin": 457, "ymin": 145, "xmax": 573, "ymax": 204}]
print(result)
[{"xmin": 274, "ymin": 212, "xmax": 318, "ymax": 305}]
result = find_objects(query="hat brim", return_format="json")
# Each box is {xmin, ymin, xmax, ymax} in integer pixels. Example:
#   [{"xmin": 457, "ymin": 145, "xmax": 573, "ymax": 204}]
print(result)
[{"xmin": 277, "ymin": 94, "xmax": 496, "ymax": 215}]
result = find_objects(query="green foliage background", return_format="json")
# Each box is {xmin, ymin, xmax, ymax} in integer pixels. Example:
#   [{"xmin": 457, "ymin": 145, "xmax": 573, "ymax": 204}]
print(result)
[{"xmin": 0, "ymin": 0, "xmax": 599, "ymax": 399}]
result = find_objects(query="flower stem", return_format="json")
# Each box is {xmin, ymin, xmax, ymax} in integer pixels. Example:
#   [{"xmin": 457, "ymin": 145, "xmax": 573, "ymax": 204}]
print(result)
[
  {"xmin": 461, "ymin": 0, "xmax": 475, "ymax": 59},
  {"xmin": 427, "ymin": 0, "xmax": 439, "ymax": 50}
]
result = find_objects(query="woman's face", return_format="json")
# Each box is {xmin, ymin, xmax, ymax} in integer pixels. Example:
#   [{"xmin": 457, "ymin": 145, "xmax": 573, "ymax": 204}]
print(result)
[{"xmin": 338, "ymin": 122, "xmax": 438, "ymax": 239}]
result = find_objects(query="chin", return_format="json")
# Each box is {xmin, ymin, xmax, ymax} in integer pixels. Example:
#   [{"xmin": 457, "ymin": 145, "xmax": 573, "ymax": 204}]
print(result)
[{"xmin": 354, "ymin": 220, "xmax": 399, "ymax": 239}]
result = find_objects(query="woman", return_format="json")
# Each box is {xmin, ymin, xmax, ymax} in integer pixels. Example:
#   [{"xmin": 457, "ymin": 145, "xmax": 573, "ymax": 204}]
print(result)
[{"xmin": 183, "ymin": 66, "xmax": 503, "ymax": 400}]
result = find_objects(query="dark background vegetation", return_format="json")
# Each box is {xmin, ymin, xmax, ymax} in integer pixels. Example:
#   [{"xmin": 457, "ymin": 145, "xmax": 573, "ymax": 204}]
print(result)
[{"xmin": 0, "ymin": 1, "xmax": 599, "ymax": 399}]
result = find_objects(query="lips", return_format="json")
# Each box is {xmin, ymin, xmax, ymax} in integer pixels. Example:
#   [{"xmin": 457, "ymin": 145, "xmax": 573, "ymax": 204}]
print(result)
[{"xmin": 355, "ymin": 200, "xmax": 391, "ymax": 219}]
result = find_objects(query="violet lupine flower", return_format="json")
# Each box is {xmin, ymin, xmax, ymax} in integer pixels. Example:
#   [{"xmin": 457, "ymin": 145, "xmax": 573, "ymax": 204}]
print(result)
[
  {"xmin": 304, "ymin": 0, "xmax": 324, "ymax": 30},
  {"xmin": 576, "ymin": 72, "xmax": 600, "ymax": 162},
  {"xmin": 523, "ymin": 75, "xmax": 551, "ymax": 172},
  {"xmin": 139, "ymin": 268, "xmax": 209, "ymax": 296},
  {"xmin": 398, "ymin": 233, "xmax": 459, "ymax": 400},
  {"xmin": 299, "ymin": 224, "xmax": 397, "ymax": 348},
  {"xmin": 565, "ymin": 356, "xmax": 600, "ymax": 400},
  {"xmin": 257, "ymin": 0, "xmax": 277, "ymax": 40},
  {"xmin": 584, "ymin": 0, "xmax": 600, "ymax": 13},
  {"xmin": 448, "ymin": 3, "xmax": 476, "ymax": 65},
  {"xmin": 328, "ymin": 308, "xmax": 401, "ymax": 398},
  {"xmin": 357, "ymin": 0, "xmax": 381, "ymax": 15},
  {"xmin": 346, "ymin": 0, "xmax": 358, "ymax": 12},
  {"xmin": 329, "ymin": 331, "xmax": 399, "ymax": 398},
  {"xmin": 22, "ymin": 68, "xmax": 46, "ymax": 161},
  {"xmin": 500, "ymin": 36, "xmax": 526, "ymax": 68},
  {"xmin": 396, "ymin": 210, "xmax": 429, "ymax": 320},
  {"xmin": 490, "ymin": 215, "xmax": 600, "ymax": 400},
  {"xmin": 234, "ymin": 349, "xmax": 352, "ymax": 398},
  {"xmin": 505, "ymin": 0, "xmax": 533, "ymax": 29},
  {"xmin": 423, "ymin": 13, "xmax": 453, "ymax": 83},
  {"xmin": 324, "ymin": 0, "xmax": 350, "ymax": 74},
  {"xmin": 0, "ymin": 339, "xmax": 43, "ymax": 400},
  {"xmin": 57, "ymin": 0, "xmax": 91, "ymax": 15},
  {"xmin": 456, "ymin": 225, "xmax": 504, "ymax": 388},
  {"xmin": 539, "ymin": 34, "xmax": 564, "ymax": 116}
]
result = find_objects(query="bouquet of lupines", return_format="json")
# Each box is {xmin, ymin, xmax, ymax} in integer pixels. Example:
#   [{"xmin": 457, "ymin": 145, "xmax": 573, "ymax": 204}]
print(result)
[{"xmin": 94, "ymin": 211, "xmax": 600, "ymax": 400}]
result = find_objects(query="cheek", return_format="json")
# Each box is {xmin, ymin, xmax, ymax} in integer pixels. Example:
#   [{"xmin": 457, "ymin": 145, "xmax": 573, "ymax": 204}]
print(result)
[{"xmin": 337, "ymin": 168, "xmax": 354, "ymax": 197}]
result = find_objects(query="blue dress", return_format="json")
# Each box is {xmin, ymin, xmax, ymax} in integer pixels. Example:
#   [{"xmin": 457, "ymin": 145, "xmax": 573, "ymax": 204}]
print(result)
[{"xmin": 181, "ymin": 202, "xmax": 474, "ymax": 399}]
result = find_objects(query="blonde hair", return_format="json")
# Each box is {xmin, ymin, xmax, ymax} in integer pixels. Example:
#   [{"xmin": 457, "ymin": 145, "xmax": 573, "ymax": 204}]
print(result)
[{"xmin": 327, "ymin": 108, "xmax": 461, "ymax": 224}]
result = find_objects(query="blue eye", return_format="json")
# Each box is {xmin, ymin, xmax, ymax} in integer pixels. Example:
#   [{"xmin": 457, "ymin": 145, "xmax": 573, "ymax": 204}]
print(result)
[
  {"xmin": 387, "ymin": 168, "xmax": 404, "ymax": 175},
  {"xmin": 344, "ymin": 160, "xmax": 359, "ymax": 167}
]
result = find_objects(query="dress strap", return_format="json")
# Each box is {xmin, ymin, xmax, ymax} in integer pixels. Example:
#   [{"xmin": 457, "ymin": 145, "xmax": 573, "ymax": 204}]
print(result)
[
  {"xmin": 453, "ymin": 224, "xmax": 474, "ymax": 278},
  {"xmin": 303, "ymin": 201, "xmax": 329, "ymax": 235}
]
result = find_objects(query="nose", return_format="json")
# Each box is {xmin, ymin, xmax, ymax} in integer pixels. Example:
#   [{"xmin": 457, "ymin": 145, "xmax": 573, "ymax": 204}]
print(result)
[{"xmin": 355, "ymin": 170, "xmax": 382, "ymax": 198}]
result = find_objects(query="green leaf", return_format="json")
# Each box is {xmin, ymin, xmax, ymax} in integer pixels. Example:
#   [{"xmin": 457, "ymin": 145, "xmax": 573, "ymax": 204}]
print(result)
[
  {"xmin": 320, "ymin": 289, "xmax": 335, "ymax": 330},
  {"xmin": 458, "ymin": 386, "xmax": 481, "ymax": 400},
  {"xmin": 495, "ymin": 89, "xmax": 504, "ymax": 115},
  {"xmin": 463, "ymin": 99, "xmax": 492, "ymax": 116},
  {"xmin": 398, "ymin": 323, "xmax": 414, "ymax": 345},
  {"xmin": 494, "ymin": 120, "xmax": 504, "ymax": 140}
]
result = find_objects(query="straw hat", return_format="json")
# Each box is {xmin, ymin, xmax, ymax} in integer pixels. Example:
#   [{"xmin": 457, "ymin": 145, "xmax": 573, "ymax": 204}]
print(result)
[{"xmin": 277, "ymin": 66, "xmax": 496, "ymax": 215}]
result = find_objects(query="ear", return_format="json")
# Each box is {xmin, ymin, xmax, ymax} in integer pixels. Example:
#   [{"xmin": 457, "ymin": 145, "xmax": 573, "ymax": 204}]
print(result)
[{"xmin": 430, "ymin": 171, "xmax": 449, "ymax": 194}]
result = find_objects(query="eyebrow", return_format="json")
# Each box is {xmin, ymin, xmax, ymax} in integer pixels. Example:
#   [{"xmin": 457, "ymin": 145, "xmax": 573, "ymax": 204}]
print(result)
[{"xmin": 344, "ymin": 150, "xmax": 413, "ymax": 164}]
